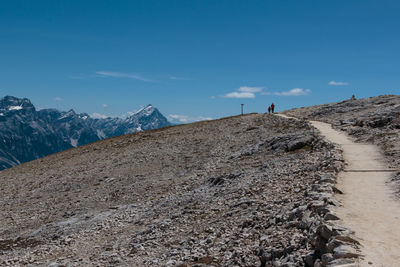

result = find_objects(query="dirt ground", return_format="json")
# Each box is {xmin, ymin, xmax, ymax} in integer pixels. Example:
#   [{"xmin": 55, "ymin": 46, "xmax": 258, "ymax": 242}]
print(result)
[{"xmin": 0, "ymin": 113, "xmax": 342, "ymax": 266}]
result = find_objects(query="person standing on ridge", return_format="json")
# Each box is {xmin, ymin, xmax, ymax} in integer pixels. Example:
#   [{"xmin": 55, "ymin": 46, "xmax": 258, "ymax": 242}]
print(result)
[
  {"xmin": 268, "ymin": 106, "xmax": 271, "ymax": 114},
  {"xmin": 271, "ymin": 103, "xmax": 275, "ymax": 113}
]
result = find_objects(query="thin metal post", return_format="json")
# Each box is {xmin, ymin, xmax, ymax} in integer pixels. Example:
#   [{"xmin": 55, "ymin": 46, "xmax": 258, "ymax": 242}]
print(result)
[{"xmin": 241, "ymin": 104, "xmax": 244, "ymax": 115}]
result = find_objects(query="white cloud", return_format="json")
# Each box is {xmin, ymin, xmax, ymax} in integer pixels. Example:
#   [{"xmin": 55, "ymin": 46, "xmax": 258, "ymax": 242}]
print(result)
[
  {"xmin": 102, "ymin": 104, "xmax": 108, "ymax": 108},
  {"xmin": 224, "ymin": 92, "xmax": 256, "ymax": 99},
  {"xmin": 263, "ymin": 88, "xmax": 311, "ymax": 96},
  {"xmin": 168, "ymin": 114, "xmax": 213, "ymax": 124},
  {"xmin": 223, "ymin": 86, "xmax": 264, "ymax": 99},
  {"xmin": 96, "ymin": 71, "xmax": 152, "ymax": 82},
  {"xmin": 276, "ymin": 88, "xmax": 311, "ymax": 96},
  {"xmin": 54, "ymin": 97, "xmax": 64, "ymax": 101},
  {"xmin": 91, "ymin": 112, "xmax": 109, "ymax": 119},
  {"xmin": 329, "ymin": 81, "xmax": 349, "ymax": 86},
  {"xmin": 168, "ymin": 114, "xmax": 190, "ymax": 123},
  {"xmin": 238, "ymin": 86, "xmax": 264, "ymax": 93}
]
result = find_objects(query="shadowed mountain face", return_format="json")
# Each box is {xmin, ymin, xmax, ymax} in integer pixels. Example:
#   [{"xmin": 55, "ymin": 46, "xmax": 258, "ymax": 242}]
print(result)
[{"xmin": 0, "ymin": 96, "xmax": 171, "ymax": 170}]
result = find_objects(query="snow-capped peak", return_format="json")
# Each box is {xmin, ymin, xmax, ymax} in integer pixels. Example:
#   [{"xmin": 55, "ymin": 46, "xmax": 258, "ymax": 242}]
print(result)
[
  {"xmin": 1, "ymin": 96, "xmax": 34, "ymax": 112},
  {"xmin": 134, "ymin": 104, "xmax": 155, "ymax": 116}
]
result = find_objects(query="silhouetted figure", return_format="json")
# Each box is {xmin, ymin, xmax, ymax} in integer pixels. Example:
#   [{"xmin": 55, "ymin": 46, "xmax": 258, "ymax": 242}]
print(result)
[
  {"xmin": 351, "ymin": 94, "xmax": 356, "ymax": 101},
  {"xmin": 268, "ymin": 106, "xmax": 271, "ymax": 114},
  {"xmin": 271, "ymin": 103, "xmax": 275, "ymax": 113}
]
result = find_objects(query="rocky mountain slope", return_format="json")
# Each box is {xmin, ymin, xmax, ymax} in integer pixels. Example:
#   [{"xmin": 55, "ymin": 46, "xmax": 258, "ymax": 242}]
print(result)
[
  {"xmin": 0, "ymin": 96, "xmax": 171, "ymax": 170},
  {"xmin": 283, "ymin": 94, "xmax": 400, "ymax": 195},
  {"xmin": 0, "ymin": 113, "xmax": 346, "ymax": 266}
]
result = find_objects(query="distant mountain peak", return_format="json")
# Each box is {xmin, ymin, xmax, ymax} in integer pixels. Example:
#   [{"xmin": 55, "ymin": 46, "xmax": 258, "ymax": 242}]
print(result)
[
  {"xmin": 0, "ymin": 95, "xmax": 171, "ymax": 170},
  {"xmin": 57, "ymin": 109, "xmax": 77, "ymax": 120},
  {"xmin": 66, "ymin": 109, "xmax": 76, "ymax": 115},
  {"xmin": 133, "ymin": 104, "xmax": 156, "ymax": 117},
  {"xmin": 0, "ymin": 95, "xmax": 35, "ymax": 111}
]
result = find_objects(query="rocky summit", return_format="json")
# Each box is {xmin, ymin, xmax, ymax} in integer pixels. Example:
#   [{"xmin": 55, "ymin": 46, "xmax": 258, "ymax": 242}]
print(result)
[
  {"xmin": 0, "ymin": 112, "xmax": 346, "ymax": 266},
  {"xmin": 0, "ymin": 96, "xmax": 171, "ymax": 171}
]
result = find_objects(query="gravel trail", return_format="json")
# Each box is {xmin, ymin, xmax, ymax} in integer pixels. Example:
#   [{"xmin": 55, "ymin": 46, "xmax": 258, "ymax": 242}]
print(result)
[{"xmin": 310, "ymin": 120, "xmax": 400, "ymax": 266}]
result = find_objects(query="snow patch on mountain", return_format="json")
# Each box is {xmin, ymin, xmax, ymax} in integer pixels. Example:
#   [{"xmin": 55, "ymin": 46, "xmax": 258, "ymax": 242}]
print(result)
[
  {"xmin": 134, "ymin": 105, "xmax": 155, "ymax": 116},
  {"xmin": 96, "ymin": 130, "xmax": 106, "ymax": 139},
  {"xmin": 70, "ymin": 138, "xmax": 78, "ymax": 147},
  {"xmin": 8, "ymin": 105, "xmax": 23, "ymax": 111}
]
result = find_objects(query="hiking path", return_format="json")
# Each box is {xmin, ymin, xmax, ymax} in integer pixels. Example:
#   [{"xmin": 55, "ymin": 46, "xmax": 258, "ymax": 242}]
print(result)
[{"xmin": 279, "ymin": 114, "xmax": 400, "ymax": 266}]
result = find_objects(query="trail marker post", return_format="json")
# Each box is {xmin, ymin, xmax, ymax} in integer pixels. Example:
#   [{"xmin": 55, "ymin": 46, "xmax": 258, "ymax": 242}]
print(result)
[{"xmin": 241, "ymin": 104, "xmax": 244, "ymax": 115}]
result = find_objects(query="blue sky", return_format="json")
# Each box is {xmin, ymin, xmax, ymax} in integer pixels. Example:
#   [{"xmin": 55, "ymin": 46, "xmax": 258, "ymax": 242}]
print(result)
[{"xmin": 1, "ymin": 0, "xmax": 399, "ymax": 122}]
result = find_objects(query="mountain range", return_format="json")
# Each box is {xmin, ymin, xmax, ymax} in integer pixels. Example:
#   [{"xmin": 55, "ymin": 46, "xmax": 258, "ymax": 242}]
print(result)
[{"xmin": 0, "ymin": 96, "xmax": 171, "ymax": 170}]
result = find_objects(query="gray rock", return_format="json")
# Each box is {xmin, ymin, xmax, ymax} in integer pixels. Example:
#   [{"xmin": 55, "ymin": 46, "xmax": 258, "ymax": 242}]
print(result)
[
  {"xmin": 324, "ymin": 212, "xmax": 340, "ymax": 221},
  {"xmin": 333, "ymin": 245, "xmax": 360, "ymax": 259},
  {"xmin": 309, "ymin": 200, "xmax": 326, "ymax": 210},
  {"xmin": 321, "ymin": 253, "xmax": 334, "ymax": 264},
  {"xmin": 304, "ymin": 252, "xmax": 315, "ymax": 266},
  {"xmin": 332, "ymin": 186, "xmax": 343, "ymax": 194},
  {"xmin": 314, "ymin": 259, "xmax": 322, "ymax": 267},
  {"xmin": 318, "ymin": 177, "xmax": 335, "ymax": 184},
  {"xmin": 286, "ymin": 136, "xmax": 314, "ymax": 152},
  {"xmin": 327, "ymin": 258, "xmax": 357, "ymax": 266},
  {"xmin": 316, "ymin": 224, "xmax": 333, "ymax": 240},
  {"xmin": 334, "ymin": 235, "xmax": 360, "ymax": 245}
]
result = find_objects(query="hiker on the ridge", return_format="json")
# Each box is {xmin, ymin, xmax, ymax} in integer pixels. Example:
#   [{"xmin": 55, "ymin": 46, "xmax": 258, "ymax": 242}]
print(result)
[
  {"xmin": 268, "ymin": 106, "xmax": 271, "ymax": 114},
  {"xmin": 271, "ymin": 103, "xmax": 275, "ymax": 113}
]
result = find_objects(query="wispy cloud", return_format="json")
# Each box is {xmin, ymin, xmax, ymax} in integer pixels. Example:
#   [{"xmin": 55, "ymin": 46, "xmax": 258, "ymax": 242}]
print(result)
[
  {"xmin": 223, "ymin": 86, "xmax": 264, "ymax": 99},
  {"xmin": 102, "ymin": 104, "xmax": 108, "ymax": 108},
  {"xmin": 237, "ymin": 86, "xmax": 263, "ymax": 93},
  {"xmin": 262, "ymin": 88, "xmax": 311, "ymax": 96},
  {"xmin": 329, "ymin": 80, "xmax": 349, "ymax": 86},
  {"xmin": 91, "ymin": 112, "xmax": 109, "ymax": 119},
  {"xmin": 96, "ymin": 71, "xmax": 152, "ymax": 82},
  {"xmin": 168, "ymin": 114, "xmax": 213, "ymax": 124},
  {"xmin": 168, "ymin": 75, "xmax": 190, "ymax": 80},
  {"xmin": 54, "ymin": 97, "xmax": 64, "ymax": 101}
]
